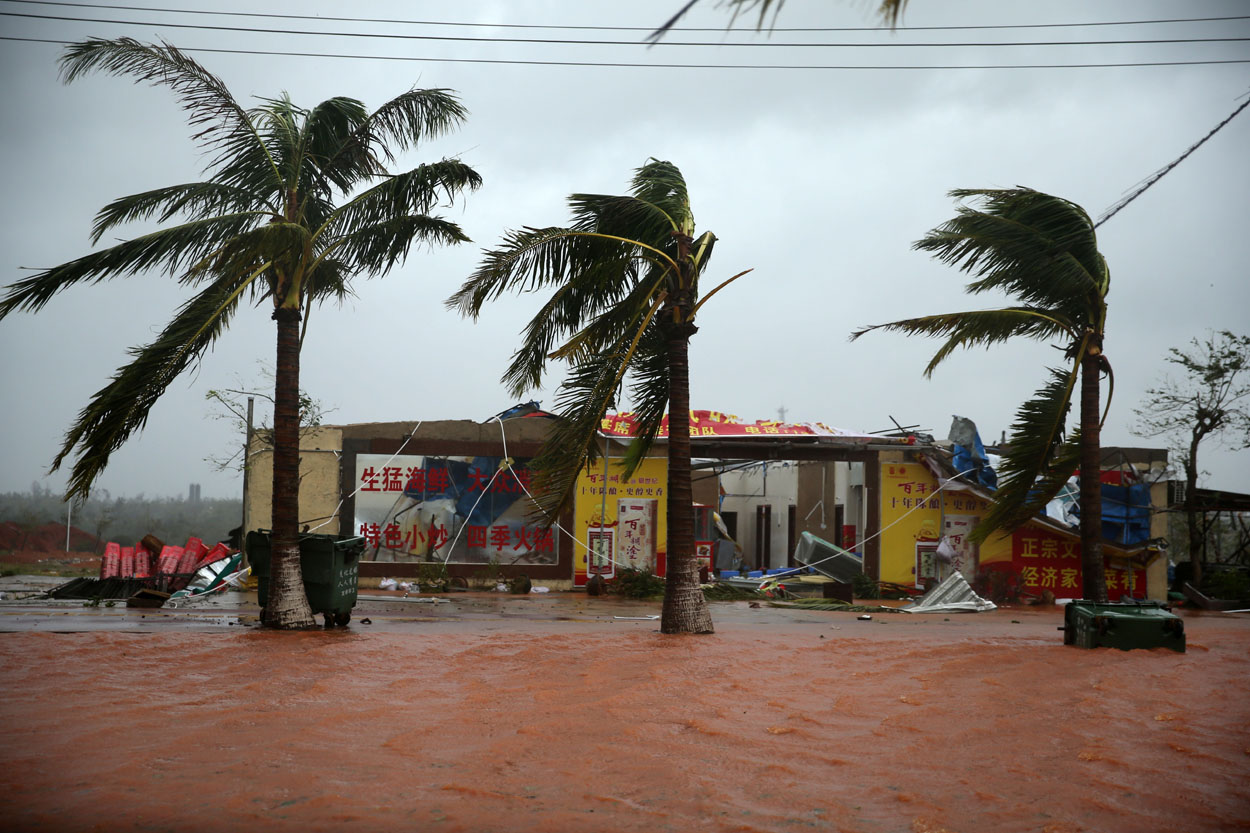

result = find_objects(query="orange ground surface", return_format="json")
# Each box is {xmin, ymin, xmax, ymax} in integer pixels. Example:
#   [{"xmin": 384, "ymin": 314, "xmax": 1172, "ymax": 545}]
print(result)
[{"xmin": 1, "ymin": 601, "xmax": 1247, "ymax": 833}]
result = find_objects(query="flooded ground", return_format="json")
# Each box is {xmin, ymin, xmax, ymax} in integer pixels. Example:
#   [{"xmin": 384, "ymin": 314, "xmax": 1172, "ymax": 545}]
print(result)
[{"xmin": 1, "ymin": 592, "xmax": 1247, "ymax": 833}]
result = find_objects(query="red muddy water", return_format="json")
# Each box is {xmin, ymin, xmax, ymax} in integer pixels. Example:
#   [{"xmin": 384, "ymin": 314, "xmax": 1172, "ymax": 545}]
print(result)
[{"xmin": 1, "ymin": 602, "xmax": 1247, "ymax": 833}]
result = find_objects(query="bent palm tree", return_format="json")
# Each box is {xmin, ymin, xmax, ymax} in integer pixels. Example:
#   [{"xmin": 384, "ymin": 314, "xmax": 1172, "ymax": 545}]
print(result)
[
  {"xmin": 852, "ymin": 188, "xmax": 1111, "ymax": 602},
  {"xmin": 448, "ymin": 159, "xmax": 748, "ymax": 634},
  {"xmin": 0, "ymin": 38, "xmax": 481, "ymax": 627}
]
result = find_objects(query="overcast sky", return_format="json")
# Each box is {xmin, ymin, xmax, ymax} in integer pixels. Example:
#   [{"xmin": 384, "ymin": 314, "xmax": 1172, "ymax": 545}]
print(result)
[{"xmin": 1, "ymin": 0, "xmax": 1248, "ymax": 502}]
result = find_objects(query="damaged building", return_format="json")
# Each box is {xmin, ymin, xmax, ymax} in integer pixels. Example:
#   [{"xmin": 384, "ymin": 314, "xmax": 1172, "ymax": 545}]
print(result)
[{"xmin": 240, "ymin": 410, "xmax": 1169, "ymax": 600}]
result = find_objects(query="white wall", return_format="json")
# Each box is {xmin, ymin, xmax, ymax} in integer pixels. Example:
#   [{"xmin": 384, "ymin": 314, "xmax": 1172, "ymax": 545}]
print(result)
[{"xmin": 719, "ymin": 462, "xmax": 798, "ymax": 571}]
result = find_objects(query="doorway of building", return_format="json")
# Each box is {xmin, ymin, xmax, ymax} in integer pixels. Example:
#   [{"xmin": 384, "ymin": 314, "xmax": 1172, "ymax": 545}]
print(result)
[{"xmin": 754, "ymin": 504, "xmax": 772, "ymax": 570}]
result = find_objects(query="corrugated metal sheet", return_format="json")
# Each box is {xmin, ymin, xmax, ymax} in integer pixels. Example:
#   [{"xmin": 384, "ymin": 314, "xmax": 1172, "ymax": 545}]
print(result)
[{"xmin": 902, "ymin": 571, "xmax": 996, "ymax": 613}]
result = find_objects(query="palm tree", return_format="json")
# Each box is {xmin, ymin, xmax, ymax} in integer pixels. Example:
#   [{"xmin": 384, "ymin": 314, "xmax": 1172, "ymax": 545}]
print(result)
[
  {"xmin": 447, "ymin": 159, "xmax": 748, "ymax": 634},
  {"xmin": 0, "ymin": 38, "xmax": 481, "ymax": 627},
  {"xmin": 851, "ymin": 188, "xmax": 1111, "ymax": 602}
]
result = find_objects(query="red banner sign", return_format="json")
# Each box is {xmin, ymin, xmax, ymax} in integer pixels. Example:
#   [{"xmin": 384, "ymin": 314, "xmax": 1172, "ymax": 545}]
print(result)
[
  {"xmin": 599, "ymin": 409, "xmax": 879, "ymax": 440},
  {"xmin": 1011, "ymin": 526, "xmax": 1144, "ymax": 600}
]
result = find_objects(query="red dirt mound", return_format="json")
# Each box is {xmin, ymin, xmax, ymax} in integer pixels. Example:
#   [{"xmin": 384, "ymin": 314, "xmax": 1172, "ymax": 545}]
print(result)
[{"xmin": 0, "ymin": 522, "xmax": 101, "ymax": 554}]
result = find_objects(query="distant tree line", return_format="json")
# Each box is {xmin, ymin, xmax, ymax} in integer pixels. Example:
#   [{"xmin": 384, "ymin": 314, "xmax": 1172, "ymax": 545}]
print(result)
[{"xmin": 1, "ymin": 486, "xmax": 241, "ymax": 553}]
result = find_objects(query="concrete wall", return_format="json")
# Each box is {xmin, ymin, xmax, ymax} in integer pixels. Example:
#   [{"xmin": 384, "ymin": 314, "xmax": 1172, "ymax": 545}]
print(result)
[
  {"xmin": 794, "ymin": 461, "xmax": 841, "ymax": 547},
  {"xmin": 719, "ymin": 462, "xmax": 798, "ymax": 570},
  {"xmin": 243, "ymin": 425, "xmax": 344, "ymax": 556}
]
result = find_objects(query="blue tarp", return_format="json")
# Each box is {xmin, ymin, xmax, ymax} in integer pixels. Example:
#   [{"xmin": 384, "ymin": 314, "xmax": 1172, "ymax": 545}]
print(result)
[
  {"xmin": 1101, "ymin": 483, "xmax": 1152, "ymax": 546},
  {"xmin": 401, "ymin": 456, "xmax": 527, "ymax": 528},
  {"xmin": 951, "ymin": 430, "xmax": 997, "ymax": 490}
]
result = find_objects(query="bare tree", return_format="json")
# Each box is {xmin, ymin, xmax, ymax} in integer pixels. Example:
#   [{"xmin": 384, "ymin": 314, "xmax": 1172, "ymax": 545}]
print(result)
[{"xmin": 1134, "ymin": 331, "xmax": 1250, "ymax": 584}]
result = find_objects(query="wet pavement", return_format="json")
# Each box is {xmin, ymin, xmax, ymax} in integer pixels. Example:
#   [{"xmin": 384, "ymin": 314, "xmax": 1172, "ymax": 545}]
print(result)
[
  {"xmin": 2, "ymin": 577, "xmax": 1248, "ymax": 833},
  {"xmin": 0, "ymin": 576, "xmax": 917, "ymax": 633}
]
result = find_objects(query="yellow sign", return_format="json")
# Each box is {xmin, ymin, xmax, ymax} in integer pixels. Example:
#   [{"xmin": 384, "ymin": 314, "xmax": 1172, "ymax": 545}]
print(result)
[
  {"xmin": 879, "ymin": 462, "xmax": 942, "ymax": 586},
  {"xmin": 573, "ymin": 456, "xmax": 668, "ymax": 585}
]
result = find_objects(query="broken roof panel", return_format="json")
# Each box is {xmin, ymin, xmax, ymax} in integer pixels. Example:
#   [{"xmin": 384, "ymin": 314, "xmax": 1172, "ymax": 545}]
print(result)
[
  {"xmin": 902, "ymin": 571, "xmax": 996, "ymax": 614},
  {"xmin": 793, "ymin": 532, "xmax": 863, "ymax": 583},
  {"xmin": 598, "ymin": 410, "xmax": 882, "ymax": 441}
]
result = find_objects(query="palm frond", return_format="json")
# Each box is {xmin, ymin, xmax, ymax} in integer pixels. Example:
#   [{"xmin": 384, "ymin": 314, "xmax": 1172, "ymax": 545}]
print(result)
[
  {"xmin": 304, "ymin": 257, "xmax": 353, "ymax": 304},
  {"xmin": 359, "ymin": 88, "xmax": 469, "ymax": 159},
  {"xmin": 324, "ymin": 160, "xmax": 483, "ymax": 239},
  {"xmin": 974, "ymin": 436, "xmax": 1081, "ymax": 544},
  {"xmin": 448, "ymin": 226, "xmax": 672, "ymax": 318},
  {"xmin": 547, "ymin": 277, "xmax": 668, "ymax": 366},
  {"xmin": 529, "ymin": 315, "xmax": 670, "ymax": 519},
  {"xmin": 320, "ymin": 215, "xmax": 470, "ymax": 279},
  {"xmin": 629, "ymin": 159, "xmax": 692, "ymax": 234},
  {"xmin": 60, "ymin": 38, "xmax": 279, "ymax": 185},
  {"xmin": 917, "ymin": 188, "xmax": 1108, "ymax": 325},
  {"xmin": 91, "ymin": 182, "xmax": 273, "ymax": 243},
  {"xmin": 250, "ymin": 94, "xmax": 308, "ymax": 194},
  {"xmin": 321, "ymin": 88, "xmax": 469, "ymax": 184},
  {"xmin": 618, "ymin": 325, "xmax": 671, "ymax": 479},
  {"xmin": 500, "ymin": 256, "xmax": 667, "ymax": 397},
  {"xmin": 298, "ymin": 96, "xmax": 374, "ymax": 193},
  {"xmin": 689, "ymin": 266, "xmax": 751, "ymax": 320},
  {"xmin": 53, "ymin": 267, "xmax": 257, "ymax": 499},
  {"xmin": 647, "ymin": 0, "xmax": 908, "ymax": 42},
  {"xmin": 850, "ymin": 307, "xmax": 1076, "ymax": 377},
  {"xmin": 568, "ymin": 193, "xmax": 680, "ymax": 248},
  {"xmin": 526, "ymin": 349, "xmax": 631, "ymax": 522},
  {"xmin": 0, "ymin": 212, "xmax": 267, "ymax": 319},
  {"xmin": 689, "ymin": 230, "xmax": 718, "ymax": 273},
  {"xmin": 970, "ymin": 366, "xmax": 1081, "ymax": 542},
  {"xmin": 203, "ymin": 221, "xmax": 309, "ymax": 289}
]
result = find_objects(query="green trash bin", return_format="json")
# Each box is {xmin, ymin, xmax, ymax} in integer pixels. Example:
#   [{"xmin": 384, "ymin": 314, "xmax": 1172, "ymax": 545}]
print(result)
[
  {"xmin": 1060, "ymin": 599, "xmax": 1186, "ymax": 652},
  {"xmin": 247, "ymin": 530, "xmax": 365, "ymax": 627}
]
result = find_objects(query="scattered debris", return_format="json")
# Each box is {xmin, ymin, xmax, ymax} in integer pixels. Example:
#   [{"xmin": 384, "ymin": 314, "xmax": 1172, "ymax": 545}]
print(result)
[
  {"xmin": 767, "ymin": 598, "xmax": 904, "ymax": 614},
  {"xmin": 127, "ymin": 589, "xmax": 171, "ymax": 608},
  {"xmin": 1182, "ymin": 581, "xmax": 1250, "ymax": 611},
  {"xmin": 48, "ymin": 577, "xmax": 149, "ymax": 601},
  {"xmin": 902, "ymin": 572, "xmax": 996, "ymax": 614},
  {"xmin": 166, "ymin": 554, "xmax": 249, "ymax": 608},
  {"xmin": 794, "ymin": 532, "xmax": 863, "ymax": 582}
]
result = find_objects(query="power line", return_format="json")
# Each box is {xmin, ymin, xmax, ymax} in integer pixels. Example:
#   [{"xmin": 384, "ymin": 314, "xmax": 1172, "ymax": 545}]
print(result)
[
  {"xmin": 1096, "ymin": 94, "xmax": 1250, "ymax": 228},
  {"xmin": 3, "ymin": 10, "xmax": 1249, "ymax": 49},
  {"xmin": 6, "ymin": 35, "xmax": 1247, "ymax": 70},
  {"xmin": 3, "ymin": 0, "xmax": 1248, "ymax": 34}
]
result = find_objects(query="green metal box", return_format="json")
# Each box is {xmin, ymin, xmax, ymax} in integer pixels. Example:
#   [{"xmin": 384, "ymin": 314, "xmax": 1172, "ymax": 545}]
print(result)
[
  {"xmin": 247, "ymin": 530, "xmax": 365, "ymax": 626},
  {"xmin": 1061, "ymin": 599, "xmax": 1186, "ymax": 652}
]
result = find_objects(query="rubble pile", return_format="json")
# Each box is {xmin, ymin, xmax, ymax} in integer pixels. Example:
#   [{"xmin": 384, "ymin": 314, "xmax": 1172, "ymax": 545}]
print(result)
[{"xmin": 99, "ymin": 536, "xmax": 233, "ymax": 592}]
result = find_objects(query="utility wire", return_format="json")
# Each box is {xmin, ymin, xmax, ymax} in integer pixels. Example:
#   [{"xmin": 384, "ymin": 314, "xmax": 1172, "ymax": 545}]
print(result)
[
  {"xmin": 3, "ymin": 10, "xmax": 1249, "ymax": 48},
  {"xmin": 3, "ymin": 0, "xmax": 1248, "ymax": 34},
  {"xmin": 1096, "ymin": 93, "xmax": 1250, "ymax": 228},
  {"xmin": 6, "ymin": 35, "xmax": 1248, "ymax": 70}
]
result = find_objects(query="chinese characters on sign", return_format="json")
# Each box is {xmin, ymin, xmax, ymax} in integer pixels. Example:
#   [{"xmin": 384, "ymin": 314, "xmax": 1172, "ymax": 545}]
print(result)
[
  {"xmin": 353, "ymin": 454, "xmax": 556, "ymax": 566},
  {"xmin": 573, "ymin": 457, "xmax": 668, "ymax": 586},
  {"xmin": 1011, "ymin": 527, "xmax": 1144, "ymax": 599},
  {"xmin": 597, "ymin": 409, "xmax": 875, "ymax": 440},
  {"xmin": 878, "ymin": 463, "xmax": 943, "ymax": 587}
]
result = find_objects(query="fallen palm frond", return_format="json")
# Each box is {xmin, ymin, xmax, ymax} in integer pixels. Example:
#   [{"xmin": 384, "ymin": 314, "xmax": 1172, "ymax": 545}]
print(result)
[
  {"xmin": 701, "ymin": 583, "xmax": 766, "ymax": 602},
  {"xmin": 767, "ymin": 599, "xmax": 905, "ymax": 614}
]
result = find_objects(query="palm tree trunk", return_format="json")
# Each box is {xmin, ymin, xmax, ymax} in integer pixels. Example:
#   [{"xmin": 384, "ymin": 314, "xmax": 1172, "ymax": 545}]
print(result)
[
  {"xmin": 1079, "ymin": 348, "xmax": 1107, "ymax": 602},
  {"xmin": 660, "ymin": 321, "xmax": 714, "ymax": 635},
  {"xmin": 1183, "ymin": 438, "xmax": 1203, "ymax": 587},
  {"xmin": 264, "ymin": 306, "xmax": 315, "ymax": 628}
]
